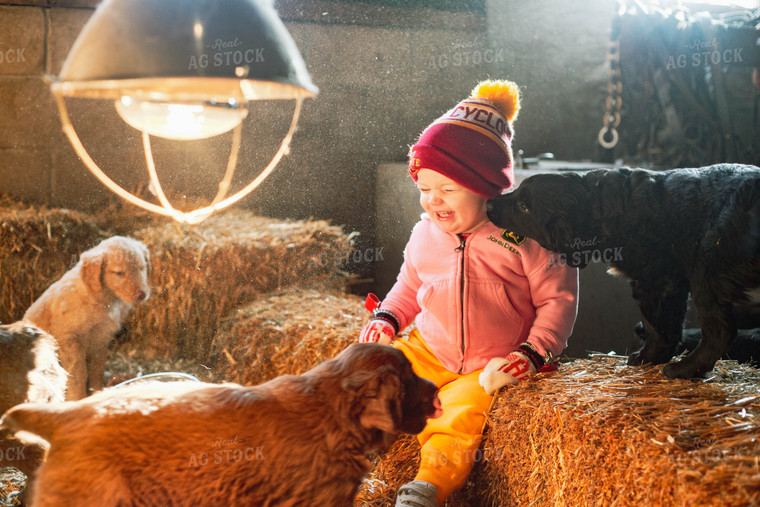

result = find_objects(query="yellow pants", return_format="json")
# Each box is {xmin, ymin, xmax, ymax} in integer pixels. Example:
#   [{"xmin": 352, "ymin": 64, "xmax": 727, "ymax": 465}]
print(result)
[{"xmin": 394, "ymin": 330, "xmax": 494, "ymax": 504}]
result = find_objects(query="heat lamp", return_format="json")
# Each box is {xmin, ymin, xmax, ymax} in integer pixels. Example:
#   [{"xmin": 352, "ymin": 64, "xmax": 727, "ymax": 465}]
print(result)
[{"xmin": 51, "ymin": 0, "xmax": 317, "ymax": 224}]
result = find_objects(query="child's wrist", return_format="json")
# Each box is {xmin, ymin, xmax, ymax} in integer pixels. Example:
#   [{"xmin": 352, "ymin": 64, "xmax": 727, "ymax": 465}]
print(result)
[
  {"xmin": 518, "ymin": 342, "xmax": 547, "ymax": 370},
  {"xmin": 372, "ymin": 308, "xmax": 400, "ymax": 335}
]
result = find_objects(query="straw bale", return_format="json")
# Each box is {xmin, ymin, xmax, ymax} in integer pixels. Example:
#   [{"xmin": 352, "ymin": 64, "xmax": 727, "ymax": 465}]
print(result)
[
  {"xmin": 405, "ymin": 356, "xmax": 760, "ymax": 506},
  {"xmin": 88, "ymin": 199, "xmax": 166, "ymax": 236},
  {"xmin": 122, "ymin": 210, "xmax": 355, "ymax": 360},
  {"xmin": 357, "ymin": 355, "xmax": 760, "ymax": 506},
  {"xmin": 0, "ymin": 196, "xmax": 357, "ymax": 369},
  {"xmin": 211, "ymin": 286, "xmax": 366, "ymax": 384},
  {"xmin": 0, "ymin": 195, "xmax": 356, "ymax": 358},
  {"xmin": 353, "ymin": 430, "xmax": 484, "ymax": 506},
  {"xmin": 474, "ymin": 355, "xmax": 760, "ymax": 506},
  {"xmin": 0, "ymin": 197, "xmax": 106, "ymax": 324}
]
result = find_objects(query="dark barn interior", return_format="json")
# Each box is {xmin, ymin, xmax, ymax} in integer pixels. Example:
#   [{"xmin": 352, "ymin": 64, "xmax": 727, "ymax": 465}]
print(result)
[{"xmin": 1, "ymin": 0, "xmax": 760, "ymax": 505}]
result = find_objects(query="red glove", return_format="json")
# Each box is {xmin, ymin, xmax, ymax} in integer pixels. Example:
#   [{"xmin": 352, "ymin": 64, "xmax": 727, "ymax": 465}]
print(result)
[
  {"xmin": 359, "ymin": 293, "xmax": 400, "ymax": 345},
  {"xmin": 359, "ymin": 319, "xmax": 396, "ymax": 344},
  {"xmin": 479, "ymin": 342, "xmax": 558, "ymax": 394},
  {"xmin": 479, "ymin": 351, "xmax": 536, "ymax": 395}
]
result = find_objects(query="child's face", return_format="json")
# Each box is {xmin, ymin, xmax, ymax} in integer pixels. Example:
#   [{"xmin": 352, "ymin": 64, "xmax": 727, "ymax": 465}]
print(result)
[{"xmin": 416, "ymin": 169, "xmax": 489, "ymax": 235}]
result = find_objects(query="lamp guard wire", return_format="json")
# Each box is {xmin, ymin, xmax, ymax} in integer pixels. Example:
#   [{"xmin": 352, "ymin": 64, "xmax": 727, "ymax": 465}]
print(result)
[
  {"xmin": 55, "ymin": 93, "xmax": 167, "ymax": 217},
  {"xmin": 54, "ymin": 94, "xmax": 303, "ymax": 224},
  {"xmin": 212, "ymin": 120, "xmax": 243, "ymax": 206},
  {"xmin": 142, "ymin": 121, "xmax": 244, "ymax": 217},
  {"xmin": 143, "ymin": 129, "xmax": 182, "ymax": 214},
  {"xmin": 211, "ymin": 96, "xmax": 302, "ymax": 213}
]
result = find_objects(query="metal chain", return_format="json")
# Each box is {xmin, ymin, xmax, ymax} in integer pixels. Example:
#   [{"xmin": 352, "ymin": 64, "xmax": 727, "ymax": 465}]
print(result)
[{"xmin": 598, "ymin": 14, "xmax": 623, "ymax": 150}]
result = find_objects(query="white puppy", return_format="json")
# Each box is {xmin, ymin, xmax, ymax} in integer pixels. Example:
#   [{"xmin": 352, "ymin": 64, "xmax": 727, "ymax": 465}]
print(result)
[{"xmin": 24, "ymin": 236, "xmax": 150, "ymax": 400}]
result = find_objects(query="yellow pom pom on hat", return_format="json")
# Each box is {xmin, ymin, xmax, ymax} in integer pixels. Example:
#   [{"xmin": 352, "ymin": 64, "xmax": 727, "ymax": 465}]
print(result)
[
  {"xmin": 471, "ymin": 79, "xmax": 520, "ymax": 122},
  {"xmin": 409, "ymin": 79, "xmax": 521, "ymax": 198}
]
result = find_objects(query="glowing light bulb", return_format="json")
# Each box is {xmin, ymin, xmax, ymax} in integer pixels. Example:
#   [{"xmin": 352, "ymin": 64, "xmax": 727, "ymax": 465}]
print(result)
[{"xmin": 115, "ymin": 96, "xmax": 248, "ymax": 140}]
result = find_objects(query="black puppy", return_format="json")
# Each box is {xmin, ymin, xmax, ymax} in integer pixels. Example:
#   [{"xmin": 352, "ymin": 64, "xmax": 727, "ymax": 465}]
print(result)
[{"xmin": 486, "ymin": 164, "xmax": 760, "ymax": 378}]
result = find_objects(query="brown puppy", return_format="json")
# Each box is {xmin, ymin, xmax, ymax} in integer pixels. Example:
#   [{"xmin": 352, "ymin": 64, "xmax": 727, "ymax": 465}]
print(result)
[
  {"xmin": 0, "ymin": 321, "xmax": 67, "ymax": 478},
  {"xmin": 23, "ymin": 236, "xmax": 150, "ymax": 400},
  {"xmin": 1, "ymin": 343, "xmax": 442, "ymax": 507}
]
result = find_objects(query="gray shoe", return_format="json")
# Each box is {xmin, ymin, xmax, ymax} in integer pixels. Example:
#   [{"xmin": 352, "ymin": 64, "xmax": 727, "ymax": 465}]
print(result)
[{"xmin": 395, "ymin": 480, "xmax": 439, "ymax": 507}]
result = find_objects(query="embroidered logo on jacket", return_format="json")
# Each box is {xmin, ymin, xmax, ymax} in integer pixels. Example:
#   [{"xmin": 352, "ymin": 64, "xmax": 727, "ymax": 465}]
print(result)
[
  {"xmin": 487, "ymin": 233, "xmax": 522, "ymax": 257},
  {"xmin": 501, "ymin": 230, "xmax": 526, "ymax": 246}
]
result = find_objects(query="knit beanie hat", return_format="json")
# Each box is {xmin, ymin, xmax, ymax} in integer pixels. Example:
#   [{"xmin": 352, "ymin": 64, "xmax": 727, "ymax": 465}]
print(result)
[{"xmin": 408, "ymin": 79, "xmax": 521, "ymax": 198}]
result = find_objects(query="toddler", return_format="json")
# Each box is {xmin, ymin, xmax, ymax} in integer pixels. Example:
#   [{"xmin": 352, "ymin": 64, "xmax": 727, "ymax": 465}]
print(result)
[{"xmin": 360, "ymin": 79, "xmax": 579, "ymax": 506}]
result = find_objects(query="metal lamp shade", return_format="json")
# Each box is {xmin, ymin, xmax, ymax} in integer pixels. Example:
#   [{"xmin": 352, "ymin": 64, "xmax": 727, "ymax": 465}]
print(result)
[
  {"xmin": 48, "ymin": 0, "xmax": 317, "ymax": 223},
  {"xmin": 51, "ymin": 0, "xmax": 318, "ymax": 102}
]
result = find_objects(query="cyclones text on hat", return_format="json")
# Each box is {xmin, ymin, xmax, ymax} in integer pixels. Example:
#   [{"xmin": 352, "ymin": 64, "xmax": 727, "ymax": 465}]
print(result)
[
  {"xmin": 443, "ymin": 98, "xmax": 513, "ymax": 149},
  {"xmin": 408, "ymin": 79, "xmax": 521, "ymax": 198}
]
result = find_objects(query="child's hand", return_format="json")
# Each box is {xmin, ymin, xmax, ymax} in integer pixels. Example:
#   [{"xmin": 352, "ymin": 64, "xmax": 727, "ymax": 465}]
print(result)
[
  {"xmin": 478, "ymin": 351, "xmax": 536, "ymax": 395},
  {"xmin": 360, "ymin": 296, "xmax": 399, "ymax": 345},
  {"xmin": 359, "ymin": 319, "xmax": 396, "ymax": 345}
]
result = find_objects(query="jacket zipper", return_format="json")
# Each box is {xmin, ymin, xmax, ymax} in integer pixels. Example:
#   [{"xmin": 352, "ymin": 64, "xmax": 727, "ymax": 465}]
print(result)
[{"xmin": 454, "ymin": 235, "xmax": 466, "ymax": 373}]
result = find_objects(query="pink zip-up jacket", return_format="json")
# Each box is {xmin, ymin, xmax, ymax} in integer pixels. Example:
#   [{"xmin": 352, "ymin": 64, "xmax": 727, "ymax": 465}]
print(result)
[{"xmin": 381, "ymin": 215, "xmax": 579, "ymax": 374}]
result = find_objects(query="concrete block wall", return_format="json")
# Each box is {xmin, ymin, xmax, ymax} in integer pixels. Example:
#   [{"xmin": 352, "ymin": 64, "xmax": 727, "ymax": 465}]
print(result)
[
  {"xmin": 0, "ymin": 3, "xmax": 96, "ymax": 205},
  {"xmin": 486, "ymin": 0, "xmax": 615, "ymax": 162}
]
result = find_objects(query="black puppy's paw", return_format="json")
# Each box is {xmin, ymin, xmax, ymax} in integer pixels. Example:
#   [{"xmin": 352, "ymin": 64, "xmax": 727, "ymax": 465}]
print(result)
[
  {"xmin": 628, "ymin": 324, "xmax": 648, "ymax": 365},
  {"xmin": 627, "ymin": 350, "xmax": 646, "ymax": 366},
  {"xmin": 628, "ymin": 345, "xmax": 673, "ymax": 366},
  {"xmin": 628, "ymin": 323, "xmax": 678, "ymax": 366},
  {"xmin": 661, "ymin": 357, "xmax": 714, "ymax": 379}
]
